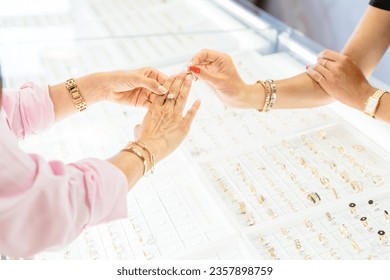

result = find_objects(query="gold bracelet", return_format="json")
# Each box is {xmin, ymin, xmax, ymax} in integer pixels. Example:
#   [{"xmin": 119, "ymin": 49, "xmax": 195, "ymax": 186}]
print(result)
[
  {"xmin": 133, "ymin": 141, "xmax": 155, "ymax": 174},
  {"xmin": 122, "ymin": 147, "xmax": 147, "ymax": 176},
  {"xmin": 257, "ymin": 80, "xmax": 270, "ymax": 112},
  {"xmin": 65, "ymin": 78, "xmax": 87, "ymax": 112}
]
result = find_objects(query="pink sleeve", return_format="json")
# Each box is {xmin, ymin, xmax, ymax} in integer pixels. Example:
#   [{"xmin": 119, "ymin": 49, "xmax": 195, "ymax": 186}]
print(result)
[
  {"xmin": 0, "ymin": 85, "xmax": 128, "ymax": 258},
  {"xmin": 2, "ymin": 83, "xmax": 54, "ymax": 139}
]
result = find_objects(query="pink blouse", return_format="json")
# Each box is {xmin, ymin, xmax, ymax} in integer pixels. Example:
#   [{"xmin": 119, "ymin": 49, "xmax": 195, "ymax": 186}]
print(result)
[{"xmin": 0, "ymin": 83, "xmax": 128, "ymax": 258}]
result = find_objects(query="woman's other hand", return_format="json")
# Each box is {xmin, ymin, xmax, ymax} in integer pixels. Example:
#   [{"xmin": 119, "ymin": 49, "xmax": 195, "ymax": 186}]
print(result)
[
  {"xmin": 135, "ymin": 74, "xmax": 201, "ymax": 163},
  {"xmin": 79, "ymin": 67, "xmax": 170, "ymax": 107},
  {"xmin": 306, "ymin": 50, "xmax": 376, "ymax": 111},
  {"xmin": 189, "ymin": 49, "xmax": 263, "ymax": 109}
]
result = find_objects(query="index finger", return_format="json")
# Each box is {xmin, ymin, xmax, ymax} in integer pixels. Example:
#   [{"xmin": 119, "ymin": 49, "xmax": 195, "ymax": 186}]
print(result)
[
  {"xmin": 191, "ymin": 49, "xmax": 225, "ymax": 65},
  {"xmin": 318, "ymin": 49, "xmax": 342, "ymax": 62},
  {"xmin": 145, "ymin": 67, "xmax": 168, "ymax": 85}
]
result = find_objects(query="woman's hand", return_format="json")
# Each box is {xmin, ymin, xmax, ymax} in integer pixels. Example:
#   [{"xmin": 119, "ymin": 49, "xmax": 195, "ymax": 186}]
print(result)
[
  {"xmin": 306, "ymin": 50, "xmax": 376, "ymax": 111},
  {"xmin": 189, "ymin": 49, "xmax": 263, "ymax": 109},
  {"xmin": 109, "ymin": 73, "xmax": 200, "ymax": 190},
  {"xmin": 79, "ymin": 67, "xmax": 169, "ymax": 108},
  {"xmin": 49, "ymin": 68, "xmax": 170, "ymax": 121},
  {"xmin": 135, "ymin": 74, "xmax": 201, "ymax": 163}
]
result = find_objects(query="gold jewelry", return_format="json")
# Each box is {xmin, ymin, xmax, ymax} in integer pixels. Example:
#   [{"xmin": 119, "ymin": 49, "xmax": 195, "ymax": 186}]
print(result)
[
  {"xmin": 257, "ymin": 80, "xmax": 271, "ymax": 112},
  {"xmin": 257, "ymin": 195, "xmax": 267, "ymax": 205},
  {"xmin": 304, "ymin": 219, "xmax": 314, "ymax": 230},
  {"xmin": 133, "ymin": 141, "xmax": 155, "ymax": 174},
  {"xmin": 351, "ymin": 181, "xmax": 363, "ymax": 192},
  {"xmin": 378, "ymin": 230, "xmax": 386, "ymax": 243},
  {"xmin": 246, "ymin": 212, "xmax": 256, "ymax": 226},
  {"xmin": 65, "ymin": 78, "xmax": 87, "ymax": 112},
  {"xmin": 338, "ymin": 224, "xmax": 351, "ymax": 239},
  {"xmin": 349, "ymin": 202, "xmax": 357, "ymax": 215},
  {"xmin": 384, "ymin": 210, "xmax": 390, "ymax": 221},
  {"xmin": 325, "ymin": 212, "xmax": 334, "ymax": 222},
  {"xmin": 332, "ymin": 188, "xmax": 339, "ymax": 199},
  {"xmin": 360, "ymin": 217, "xmax": 370, "ymax": 229},
  {"xmin": 364, "ymin": 89, "xmax": 388, "ymax": 118},
  {"xmin": 238, "ymin": 201, "xmax": 247, "ymax": 214},
  {"xmin": 307, "ymin": 192, "xmax": 321, "ymax": 204},
  {"xmin": 266, "ymin": 79, "xmax": 277, "ymax": 111},
  {"xmin": 122, "ymin": 146, "xmax": 147, "ymax": 176},
  {"xmin": 294, "ymin": 239, "xmax": 302, "ymax": 251},
  {"xmin": 351, "ymin": 240, "xmax": 362, "ymax": 252},
  {"xmin": 268, "ymin": 247, "xmax": 278, "ymax": 260},
  {"xmin": 319, "ymin": 176, "xmax": 330, "ymax": 187}
]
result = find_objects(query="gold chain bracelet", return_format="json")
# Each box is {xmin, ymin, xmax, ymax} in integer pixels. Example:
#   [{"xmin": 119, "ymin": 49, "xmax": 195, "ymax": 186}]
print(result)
[{"xmin": 65, "ymin": 78, "xmax": 87, "ymax": 112}]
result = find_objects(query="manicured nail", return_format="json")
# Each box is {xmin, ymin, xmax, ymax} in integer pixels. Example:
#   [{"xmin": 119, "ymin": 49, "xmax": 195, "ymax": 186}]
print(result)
[
  {"xmin": 189, "ymin": 66, "xmax": 201, "ymax": 74},
  {"xmin": 158, "ymin": 85, "xmax": 168, "ymax": 94}
]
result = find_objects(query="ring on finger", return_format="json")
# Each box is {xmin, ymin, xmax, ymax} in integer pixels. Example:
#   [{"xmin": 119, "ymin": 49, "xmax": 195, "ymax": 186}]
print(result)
[{"xmin": 167, "ymin": 93, "xmax": 175, "ymax": 100}]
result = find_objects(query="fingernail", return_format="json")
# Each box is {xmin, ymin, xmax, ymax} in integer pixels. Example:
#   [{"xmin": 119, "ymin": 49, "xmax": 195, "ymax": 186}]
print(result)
[
  {"xmin": 158, "ymin": 85, "xmax": 168, "ymax": 94},
  {"xmin": 185, "ymin": 74, "xmax": 192, "ymax": 80},
  {"xmin": 306, "ymin": 65, "xmax": 311, "ymax": 70},
  {"xmin": 189, "ymin": 66, "xmax": 201, "ymax": 74}
]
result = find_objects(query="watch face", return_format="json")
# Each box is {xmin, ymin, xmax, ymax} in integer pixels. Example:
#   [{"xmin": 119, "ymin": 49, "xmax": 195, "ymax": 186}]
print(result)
[{"xmin": 365, "ymin": 97, "xmax": 378, "ymax": 115}]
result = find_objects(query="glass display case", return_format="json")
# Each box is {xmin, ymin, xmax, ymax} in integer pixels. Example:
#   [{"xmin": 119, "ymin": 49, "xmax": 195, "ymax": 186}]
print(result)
[{"xmin": 1, "ymin": 0, "xmax": 389, "ymax": 260}]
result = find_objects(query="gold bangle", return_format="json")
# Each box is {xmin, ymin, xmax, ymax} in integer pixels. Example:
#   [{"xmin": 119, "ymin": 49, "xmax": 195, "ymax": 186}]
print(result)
[
  {"xmin": 133, "ymin": 141, "xmax": 155, "ymax": 174},
  {"xmin": 122, "ymin": 147, "xmax": 147, "ymax": 176},
  {"xmin": 65, "ymin": 78, "xmax": 87, "ymax": 112},
  {"xmin": 257, "ymin": 80, "xmax": 270, "ymax": 112}
]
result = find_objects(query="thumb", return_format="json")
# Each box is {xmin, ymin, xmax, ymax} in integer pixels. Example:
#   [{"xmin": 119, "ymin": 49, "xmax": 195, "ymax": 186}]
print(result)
[
  {"xmin": 138, "ymin": 77, "xmax": 168, "ymax": 96},
  {"xmin": 188, "ymin": 65, "xmax": 219, "ymax": 84}
]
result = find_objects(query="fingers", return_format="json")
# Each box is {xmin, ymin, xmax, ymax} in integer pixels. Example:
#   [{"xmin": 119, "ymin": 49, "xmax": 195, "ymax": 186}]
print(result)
[
  {"xmin": 138, "ymin": 77, "xmax": 168, "ymax": 96},
  {"xmin": 183, "ymin": 99, "xmax": 201, "ymax": 130},
  {"xmin": 187, "ymin": 65, "xmax": 221, "ymax": 84},
  {"xmin": 175, "ymin": 74, "xmax": 192, "ymax": 113},
  {"xmin": 163, "ymin": 74, "xmax": 186, "ymax": 109},
  {"xmin": 191, "ymin": 49, "xmax": 224, "ymax": 65},
  {"xmin": 306, "ymin": 66, "xmax": 326, "ymax": 84},
  {"xmin": 156, "ymin": 76, "xmax": 176, "ymax": 106},
  {"xmin": 318, "ymin": 49, "xmax": 343, "ymax": 62}
]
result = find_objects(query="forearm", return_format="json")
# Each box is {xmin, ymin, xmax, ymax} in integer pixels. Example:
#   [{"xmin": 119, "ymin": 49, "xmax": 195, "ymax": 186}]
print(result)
[
  {"xmin": 342, "ymin": 6, "xmax": 390, "ymax": 76},
  {"xmin": 109, "ymin": 151, "xmax": 148, "ymax": 192},
  {"xmin": 244, "ymin": 72, "xmax": 334, "ymax": 109},
  {"xmin": 49, "ymin": 73, "xmax": 104, "ymax": 122}
]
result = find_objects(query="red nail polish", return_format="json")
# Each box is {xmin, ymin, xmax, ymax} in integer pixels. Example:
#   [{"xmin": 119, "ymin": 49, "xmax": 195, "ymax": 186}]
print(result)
[{"xmin": 189, "ymin": 66, "xmax": 201, "ymax": 74}]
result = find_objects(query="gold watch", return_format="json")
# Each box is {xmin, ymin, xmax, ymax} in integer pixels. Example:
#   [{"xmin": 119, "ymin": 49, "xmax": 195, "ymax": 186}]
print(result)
[{"xmin": 364, "ymin": 89, "xmax": 388, "ymax": 118}]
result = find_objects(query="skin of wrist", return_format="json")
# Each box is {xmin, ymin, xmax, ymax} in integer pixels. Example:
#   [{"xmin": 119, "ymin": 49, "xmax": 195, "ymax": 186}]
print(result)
[
  {"xmin": 241, "ymin": 82, "xmax": 265, "ymax": 109},
  {"xmin": 76, "ymin": 73, "xmax": 105, "ymax": 104},
  {"xmin": 360, "ymin": 86, "xmax": 377, "ymax": 111},
  {"xmin": 135, "ymin": 138, "xmax": 163, "ymax": 166}
]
